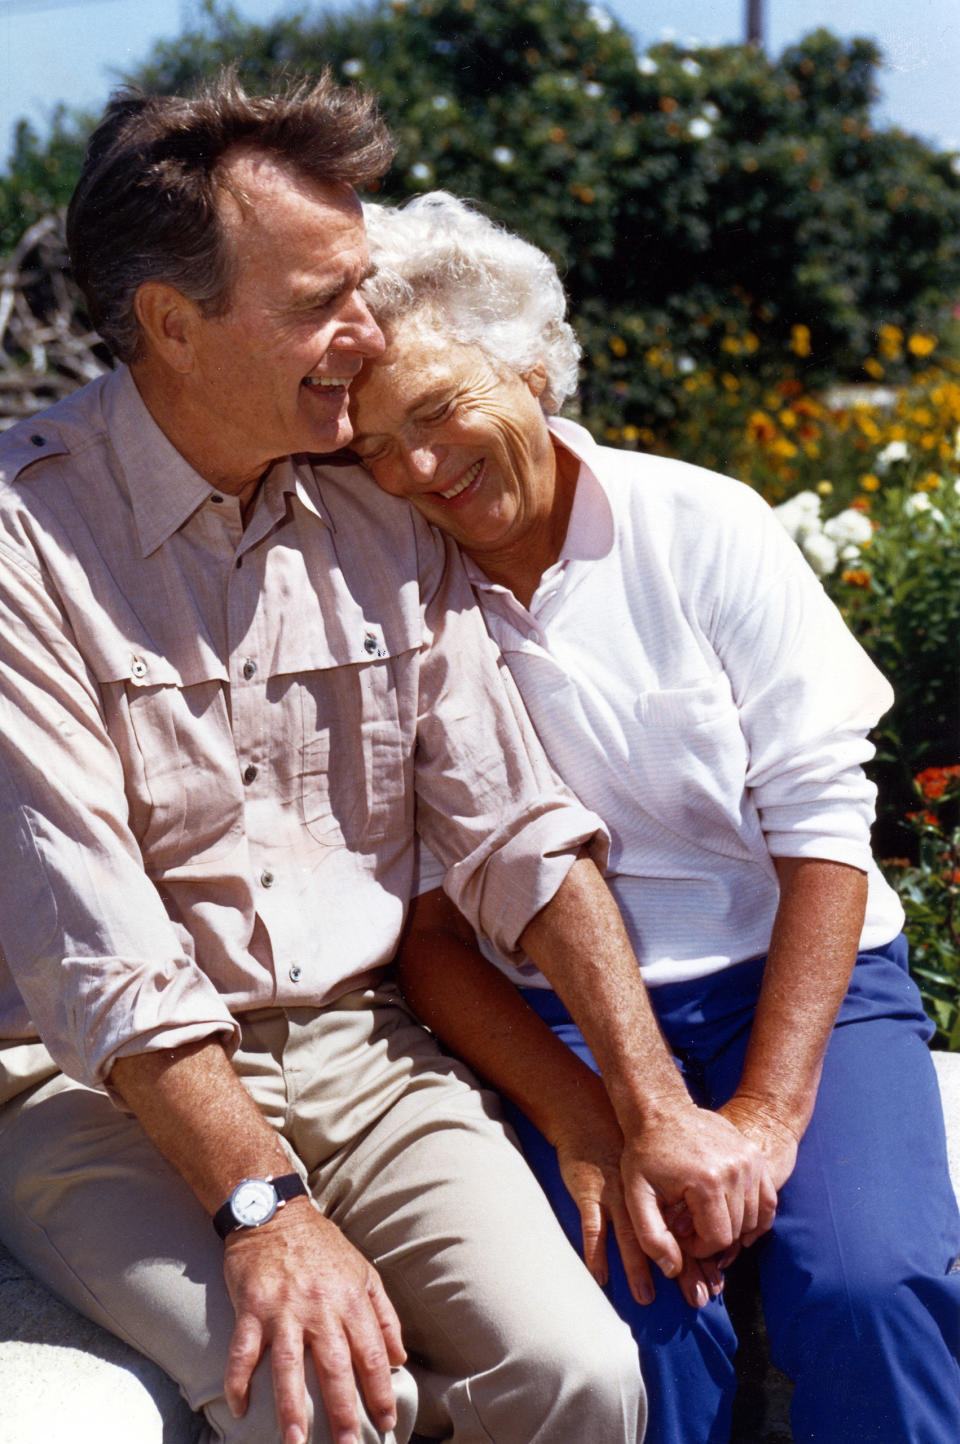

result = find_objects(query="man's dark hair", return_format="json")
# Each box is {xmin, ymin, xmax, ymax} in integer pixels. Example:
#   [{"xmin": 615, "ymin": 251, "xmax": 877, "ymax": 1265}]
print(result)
[{"xmin": 66, "ymin": 67, "xmax": 396, "ymax": 362}]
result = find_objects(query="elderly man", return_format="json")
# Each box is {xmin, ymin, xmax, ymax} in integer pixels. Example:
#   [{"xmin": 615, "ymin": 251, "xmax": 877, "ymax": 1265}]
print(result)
[{"xmin": 0, "ymin": 73, "xmax": 661, "ymax": 1444}]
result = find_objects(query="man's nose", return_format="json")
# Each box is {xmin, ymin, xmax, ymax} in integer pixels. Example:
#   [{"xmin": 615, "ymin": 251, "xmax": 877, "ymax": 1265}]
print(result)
[{"xmin": 336, "ymin": 291, "xmax": 385, "ymax": 358}]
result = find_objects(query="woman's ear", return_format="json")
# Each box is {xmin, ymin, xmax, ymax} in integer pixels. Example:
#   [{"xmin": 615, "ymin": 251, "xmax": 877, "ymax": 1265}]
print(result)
[{"xmin": 524, "ymin": 361, "xmax": 549, "ymax": 399}]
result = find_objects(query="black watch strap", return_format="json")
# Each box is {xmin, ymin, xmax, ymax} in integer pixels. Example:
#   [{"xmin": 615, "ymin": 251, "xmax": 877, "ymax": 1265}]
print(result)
[{"xmin": 213, "ymin": 1171, "xmax": 308, "ymax": 1239}]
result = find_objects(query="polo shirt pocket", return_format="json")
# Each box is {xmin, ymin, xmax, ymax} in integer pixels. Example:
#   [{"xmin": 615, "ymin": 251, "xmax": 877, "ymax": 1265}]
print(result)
[{"xmin": 633, "ymin": 674, "xmax": 756, "ymax": 862}]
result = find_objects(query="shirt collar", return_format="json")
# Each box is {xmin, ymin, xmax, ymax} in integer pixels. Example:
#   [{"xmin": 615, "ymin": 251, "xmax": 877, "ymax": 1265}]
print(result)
[
  {"xmin": 103, "ymin": 367, "xmax": 330, "ymax": 555},
  {"xmin": 546, "ymin": 416, "xmax": 614, "ymax": 562}
]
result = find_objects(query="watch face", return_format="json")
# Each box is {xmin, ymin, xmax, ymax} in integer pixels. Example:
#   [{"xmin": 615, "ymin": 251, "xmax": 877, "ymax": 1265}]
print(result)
[{"xmin": 231, "ymin": 1178, "xmax": 278, "ymax": 1228}]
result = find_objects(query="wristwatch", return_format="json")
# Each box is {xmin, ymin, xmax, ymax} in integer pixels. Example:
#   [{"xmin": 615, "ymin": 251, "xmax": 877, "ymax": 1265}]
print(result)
[{"xmin": 213, "ymin": 1172, "xmax": 308, "ymax": 1239}]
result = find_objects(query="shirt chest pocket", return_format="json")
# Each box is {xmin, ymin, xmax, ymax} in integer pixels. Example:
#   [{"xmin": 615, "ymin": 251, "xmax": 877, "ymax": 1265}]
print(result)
[
  {"xmin": 297, "ymin": 648, "xmax": 414, "ymax": 849},
  {"xmin": 99, "ymin": 651, "xmax": 243, "ymax": 873},
  {"xmin": 632, "ymin": 674, "xmax": 757, "ymax": 861}
]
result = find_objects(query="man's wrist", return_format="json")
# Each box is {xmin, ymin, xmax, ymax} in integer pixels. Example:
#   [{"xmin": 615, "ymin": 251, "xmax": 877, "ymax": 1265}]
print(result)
[{"xmin": 213, "ymin": 1172, "xmax": 308, "ymax": 1239}]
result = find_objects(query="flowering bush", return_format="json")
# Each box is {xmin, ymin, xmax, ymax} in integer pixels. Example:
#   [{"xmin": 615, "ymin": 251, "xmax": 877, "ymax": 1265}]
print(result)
[{"xmin": 885, "ymin": 769, "xmax": 960, "ymax": 1049}]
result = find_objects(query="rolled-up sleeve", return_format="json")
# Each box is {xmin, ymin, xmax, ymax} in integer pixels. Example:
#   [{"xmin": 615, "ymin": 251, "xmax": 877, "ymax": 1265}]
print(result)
[
  {"xmin": 0, "ymin": 536, "xmax": 238, "ymax": 1090},
  {"xmin": 712, "ymin": 486, "xmax": 892, "ymax": 869},
  {"xmin": 410, "ymin": 527, "xmax": 609, "ymax": 960}
]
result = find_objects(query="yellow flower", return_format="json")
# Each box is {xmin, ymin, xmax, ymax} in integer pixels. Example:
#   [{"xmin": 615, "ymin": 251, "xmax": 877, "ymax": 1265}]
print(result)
[
  {"xmin": 609, "ymin": 336, "xmax": 628, "ymax": 357},
  {"xmin": 721, "ymin": 336, "xmax": 742, "ymax": 354},
  {"xmin": 743, "ymin": 331, "xmax": 760, "ymax": 353},
  {"xmin": 604, "ymin": 427, "xmax": 621, "ymax": 442},
  {"xmin": 816, "ymin": 480, "xmax": 834, "ymax": 495},
  {"xmin": 790, "ymin": 324, "xmax": 811, "ymax": 358},
  {"xmin": 863, "ymin": 357, "xmax": 885, "ymax": 379},
  {"xmin": 860, "ymin": 473, "xmax": 881, "ymax": 492},
  {"xmin": 779, "ymin": 408, "xmax": 797, "ymax": 429},
  {"xmin": 878, "ymin": 322, "xmax": 903, "ymax": 359},
  {"xmin": 907, "ymin": 333, "xmax": 937, "ymax": 358},
  {"xmin": 721, "ymin": 373, "xmax": 740, "ymax": 392},
  {"xmin": 920, "ymin": 472, "xmax": 942, "ymax": 491},
  {"xmin": 621, "ymin": 424, "xmax": 640, "ymax": 442}
]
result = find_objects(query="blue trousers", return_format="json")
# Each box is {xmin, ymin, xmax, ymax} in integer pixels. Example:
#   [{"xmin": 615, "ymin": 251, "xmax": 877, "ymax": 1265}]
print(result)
[{"xmin": 505, "ymin": 937, "xmax": 960, "ymax": 1444}]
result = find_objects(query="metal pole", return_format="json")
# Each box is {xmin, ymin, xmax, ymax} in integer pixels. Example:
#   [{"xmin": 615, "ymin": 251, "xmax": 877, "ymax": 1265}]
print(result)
[{"xmin": 745, "ymin": 0, "xmax": 765, "ymax": 48}]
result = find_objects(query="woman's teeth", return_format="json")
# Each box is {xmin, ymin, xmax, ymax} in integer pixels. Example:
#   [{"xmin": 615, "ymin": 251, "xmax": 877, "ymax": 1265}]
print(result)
[{"xmin": 439, "ymin": 461, "xmax": 481, "ymax": 501}]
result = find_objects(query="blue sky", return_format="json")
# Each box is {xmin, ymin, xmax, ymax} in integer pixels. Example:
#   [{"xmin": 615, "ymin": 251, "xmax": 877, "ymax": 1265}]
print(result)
[{"xmin": 1, "ymin": 0, "xmax": 957, "ymax": 168}]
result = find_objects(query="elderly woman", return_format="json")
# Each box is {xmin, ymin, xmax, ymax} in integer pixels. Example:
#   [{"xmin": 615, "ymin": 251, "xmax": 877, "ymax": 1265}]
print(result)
[{"xmin": 348, "ymin": 193, "xmax": 960, "ymax": 1444}]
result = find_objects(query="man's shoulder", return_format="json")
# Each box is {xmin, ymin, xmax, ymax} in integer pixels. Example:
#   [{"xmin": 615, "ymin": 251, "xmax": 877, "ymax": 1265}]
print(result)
[{"xmin": 0, "ymin": 378, "xmax": 111, "ymax": 497}]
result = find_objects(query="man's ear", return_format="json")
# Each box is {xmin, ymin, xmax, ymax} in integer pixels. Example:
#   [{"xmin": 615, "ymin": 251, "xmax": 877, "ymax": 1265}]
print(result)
[
  {"xmin": 524, "ymin": 361, "xmax": 549, "ymax": 399},
  {"xmin": 133, "ymin": 282, "xmax": 201, "ymax": 373}
]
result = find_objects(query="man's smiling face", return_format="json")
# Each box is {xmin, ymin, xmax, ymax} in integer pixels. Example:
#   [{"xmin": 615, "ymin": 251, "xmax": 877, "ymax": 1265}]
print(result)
[{"xmin": 178, "ymin": 149, "xmax": 385, "ymax": 488}]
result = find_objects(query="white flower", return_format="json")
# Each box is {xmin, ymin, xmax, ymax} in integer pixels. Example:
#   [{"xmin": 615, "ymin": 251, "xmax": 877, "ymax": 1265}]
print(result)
[
  {"xmin": 637, "ymin": 55, "xmax": 658, "ymax": 75},
  {"xmin": 702, "ymin": 102, "xmax": 720, "ymax": 121},
  {"xmin": 824, "ymin": 509, "xmax": 874, "ymax": 548},
  {"xmin": 677, "ymin": 355, "xmax": 696, "ymax": 374},
  {"xmin": 874, "ymin": 440, "xmax": 910, "ymax": 473},
  {"xmin": 681, "ymin": 58, "xmax": 702, "ymax": 77},
  {"xmin": 954, "ymin": 477, "xmax": 960, "ymax": 497},
  {"xmin": 409, "ymin": 162, "xmax": 432, "ymax": 182},
  {"xmin": 840, "ymin": 545, "xmax": 862, "ymax": 562},
  {"xmin": 904, "ymin": 492, "xmax": 945, "ymax": 523},
  {"xmin": 559, "ymin": 74, "xmax": 577, "ymax": 90},
  {"xmin": 432, "ymin": 95, "xmax": 451, "ymax": 110},
  {"xmin": 341, "ymin": 58, "xmax": 363, "ymax": 77},
  {"xmin": 584, "ymin": 81, "xmax": 604, "ymax": 98},
  {"xmin": 773, "ymin": 491, "xmax": 822, "ymax": 543},
  {"xmin": 587, "ymin": 4, "xmax": 613, "ymax": 32},
  {"xmin": 492, "ymin": 146, "xmax": 515, "ymax": 166},
  {"xmin": 800, "ymin": 531, "xmax": 839, "ymax": 577},
  {"xmin": 689, "ymin": 117, "xmax": 713, "ymax": 140}
]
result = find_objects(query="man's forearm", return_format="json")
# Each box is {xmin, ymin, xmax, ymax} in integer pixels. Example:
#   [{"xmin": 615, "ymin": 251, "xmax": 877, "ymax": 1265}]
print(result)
[
  {"xmin": 517, "ymin": 856, "xmax": 689, "ymax": 1131},
  {"xmin": 109, "ymin": 1038, "xmax": 294, "ymax": 1214}
]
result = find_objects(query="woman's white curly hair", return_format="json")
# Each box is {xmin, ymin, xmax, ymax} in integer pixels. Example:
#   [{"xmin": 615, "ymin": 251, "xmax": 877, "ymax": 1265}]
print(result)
[{"xmin": 361, "ymin": 191, "xmax": 581, "ymax": 413}]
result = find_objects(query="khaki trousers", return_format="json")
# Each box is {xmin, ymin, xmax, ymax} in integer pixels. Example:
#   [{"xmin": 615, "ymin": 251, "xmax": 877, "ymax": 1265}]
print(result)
[{"xmin": 0, "ymin": 982, "xmax": 645, "ymax": 1443}]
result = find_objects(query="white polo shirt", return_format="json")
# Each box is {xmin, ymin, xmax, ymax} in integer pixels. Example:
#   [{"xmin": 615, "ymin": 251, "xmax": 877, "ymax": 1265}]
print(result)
[{"xmin": 420, "ymin": 416, "xmax": 904, "ymax": 988}]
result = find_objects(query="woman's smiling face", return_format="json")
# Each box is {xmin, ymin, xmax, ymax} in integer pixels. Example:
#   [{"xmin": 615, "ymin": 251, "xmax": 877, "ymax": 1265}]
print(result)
[{"xmin": 348, "ymin": 316, "xmax": 560, "ymax": 563}]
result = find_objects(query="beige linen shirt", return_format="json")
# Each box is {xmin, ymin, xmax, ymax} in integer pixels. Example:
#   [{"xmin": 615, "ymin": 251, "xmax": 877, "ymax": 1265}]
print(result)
[{"xmin": 0, "ymin": 367, "xmax": 604, "ymax": 1091}]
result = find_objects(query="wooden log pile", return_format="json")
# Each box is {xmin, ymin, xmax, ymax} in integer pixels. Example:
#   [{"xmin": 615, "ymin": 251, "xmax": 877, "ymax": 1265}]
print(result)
[{"xmin": 0, "ymin": 213, "xmax": 110, "ymax": 430}]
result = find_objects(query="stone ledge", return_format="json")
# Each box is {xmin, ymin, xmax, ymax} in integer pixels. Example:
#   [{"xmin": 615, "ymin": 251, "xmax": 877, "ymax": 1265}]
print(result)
[{"xmin": 2, "ymin": 1051, "xmax": 958, "ymax": 1444}]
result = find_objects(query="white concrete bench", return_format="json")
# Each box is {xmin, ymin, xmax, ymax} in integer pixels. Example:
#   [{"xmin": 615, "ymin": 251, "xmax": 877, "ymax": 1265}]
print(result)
[{"xmin": 2, "ymin": 1052, "xmax": 959, "ymax": 1444}]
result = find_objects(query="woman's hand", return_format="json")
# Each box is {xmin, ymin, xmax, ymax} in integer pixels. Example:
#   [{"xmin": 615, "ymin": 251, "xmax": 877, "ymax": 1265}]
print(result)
[{"xmin": 552, "ymin": 1090, "xmax": 725, "ymax": 1310}]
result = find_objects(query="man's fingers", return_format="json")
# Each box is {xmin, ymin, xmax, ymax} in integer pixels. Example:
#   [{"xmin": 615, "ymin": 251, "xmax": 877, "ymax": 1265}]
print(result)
[
  {"xmin": 270, "ymin": 1321, "xmax": 310, "ymax": 1444},
  {"xmin": 224, "ymin": 1311, "xmax": 265, "ymax": 1418},
  {"xmin": 366, "ymin": 1273, "xmax": 407, "ymax": 1369},
  {"xmin": 342, "ymin": 1281, "xmax": 402, "ymax": 1435},
  {"xmin": 625, "ymin": 1179, "xmax": 684, "ymax": 1279},
  {"xmin": 309, "ymin": 1326, "xmax": 365, "ymax": 1444}
]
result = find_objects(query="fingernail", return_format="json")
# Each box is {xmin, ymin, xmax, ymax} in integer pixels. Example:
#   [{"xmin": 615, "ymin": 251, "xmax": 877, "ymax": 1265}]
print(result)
[
  {"xmin": 657, "ymin": 1255, "xmax": 679, "ymax": 1278},
  {"xmin": 379, "ymin": 1413, "xmax": 397, "ymax": 1433},
  {"xmin": 286, "ymin": 1428, "xmax": 306, "ymax": 1444},
  {"xmin": 695, "ymin": 1281, "xmax": 709, "ymax": 1308},
  {"xmin": 636, "ymin": 1281, "xmax": 655, "ymax": 1305}
]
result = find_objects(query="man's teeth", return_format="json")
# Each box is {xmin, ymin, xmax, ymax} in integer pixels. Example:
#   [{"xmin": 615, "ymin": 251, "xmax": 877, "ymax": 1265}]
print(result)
[
  {"xmin": 439, "ymin": 461, "xmax": 481, "ymax": 501},
  {"xmin": 303, "ymin": 376, "xmax": 351, "ymax": 388}
]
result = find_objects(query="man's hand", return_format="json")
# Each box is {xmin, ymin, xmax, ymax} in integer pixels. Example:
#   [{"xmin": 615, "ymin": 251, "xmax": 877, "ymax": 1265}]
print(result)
[
  {"xmin": 553, "ymin": 1100, "xmax": 723, "ymax": 1309},
  {"xmin": 619, "ymin": 1101, "xmax": 779, "ymax": 1267},
  {"xmin": 223, "ymin": 1201, "xmax": 405, "ymax": 1444}
]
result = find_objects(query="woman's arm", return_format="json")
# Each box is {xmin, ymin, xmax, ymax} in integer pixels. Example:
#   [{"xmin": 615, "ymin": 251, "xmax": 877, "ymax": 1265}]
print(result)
[
  {"xmin": 719, "ymin": 855, "xmax": 868, "ymax": 1227},
  {"xmin": 398, "ymin": 886, "xmax": 721, "ymax": 1306}
]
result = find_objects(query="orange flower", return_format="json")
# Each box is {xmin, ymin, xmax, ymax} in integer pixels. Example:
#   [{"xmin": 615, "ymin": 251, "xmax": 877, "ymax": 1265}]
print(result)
[
  {"xmin": 916, "ymin": 765, "xmax": 960, "ymax": 800},
  {"xmin": 906, "ymin": 810, "xmax": 941, "ymax": 828},
  {"xmin": 840, "ymin": 569, "xmax": 871, "ymax": 589}
]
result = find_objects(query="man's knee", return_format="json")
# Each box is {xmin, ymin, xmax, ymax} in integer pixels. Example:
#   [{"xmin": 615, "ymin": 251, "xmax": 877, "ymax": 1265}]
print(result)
[{"xmin": 200, "ymin": 1362, "xmax": 418, "ymax": 1444}]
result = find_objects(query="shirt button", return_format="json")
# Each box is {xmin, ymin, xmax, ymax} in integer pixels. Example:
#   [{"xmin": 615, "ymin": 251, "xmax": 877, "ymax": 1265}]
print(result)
[
  {"xmin": 210, "ymin": 493, "xmax": 224, "ymax": 504},
  {"xmin": 289, "ymin": 965, "xmax": 302, "ymax": 983},
  {"xmin": 243, "ymin": 764, "xmax": 258, "ymax": 784},
  {"xmin": 130, "ymin": 656, "xmax": 148, "ymax": 679},
  {"xmin": 242, "ymin": 659, "xmax": 257, "ymax": 680},
  {"xmin": 260, "ymin": 869, "xmax": 275, "ymax": 888}
]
